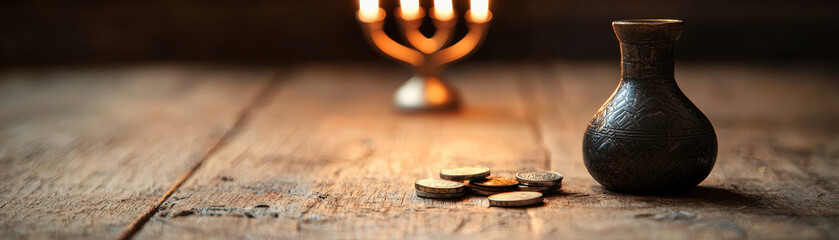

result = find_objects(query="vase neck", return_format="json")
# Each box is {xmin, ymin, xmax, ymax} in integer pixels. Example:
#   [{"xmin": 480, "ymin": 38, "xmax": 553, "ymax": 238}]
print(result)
[{"xmin": 620, "ymin": 41, "xmax": 676, "ymax": 81}]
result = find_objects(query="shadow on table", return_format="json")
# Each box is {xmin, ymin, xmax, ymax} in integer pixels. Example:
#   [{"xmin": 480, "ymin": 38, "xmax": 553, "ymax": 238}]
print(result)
[
  {"xmin": 392, "ymin": 106, "xmax": 522, "ymax": 120},
  {"xmin": 657, "ymin": 186, "xmax": 767, "ymax": 207},
  {"xmin": 557, "ymin": 185, "xmax": 773, "ymax": 211}
]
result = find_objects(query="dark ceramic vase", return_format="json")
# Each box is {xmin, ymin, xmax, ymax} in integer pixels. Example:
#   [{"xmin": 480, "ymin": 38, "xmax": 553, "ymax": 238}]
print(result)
[{"xmin": 582, "ymin": 19, "xmax": 717, "ymax": 193}]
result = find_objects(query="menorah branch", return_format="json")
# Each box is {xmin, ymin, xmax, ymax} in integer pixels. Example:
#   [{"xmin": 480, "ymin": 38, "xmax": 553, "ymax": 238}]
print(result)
[
  {"xmin": 396, "ymin": 8, "xmax": 457, "ymax": 54},
  {"xmin": 430, "ymin": 11, "xmax": 492, "ymax": 68},
  {"xmin": 358, "ymin": 9, "xmax": 424, "ymax": 67}
]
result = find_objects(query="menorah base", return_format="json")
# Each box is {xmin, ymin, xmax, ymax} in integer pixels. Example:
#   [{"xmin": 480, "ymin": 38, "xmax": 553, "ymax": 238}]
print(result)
[{"xmin": 394, "ymin": 75, "xmax": 460, "ymax": 112}]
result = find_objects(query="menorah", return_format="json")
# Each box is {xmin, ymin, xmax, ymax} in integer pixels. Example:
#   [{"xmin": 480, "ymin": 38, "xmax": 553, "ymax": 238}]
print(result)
[{"xmin": 358, "ymin": 0, "xmax": 492, "ymax": 111}]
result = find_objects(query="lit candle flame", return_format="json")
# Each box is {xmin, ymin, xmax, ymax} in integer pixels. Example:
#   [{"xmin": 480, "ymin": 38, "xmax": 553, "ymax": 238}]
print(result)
[
  {"xmin": 400, "ymin": 0, "xmax": 421, "ymax": 20},
  {"xmin": 470, "ymin": 0, "xmax": 489, "ymax": 23},
  {"xmin": 434, "ymin": 0, "xmax": 453, "ymax": 21},
  {"xmin": 359, "ymin": 0, "xmax": 379, "ymax": 22}
]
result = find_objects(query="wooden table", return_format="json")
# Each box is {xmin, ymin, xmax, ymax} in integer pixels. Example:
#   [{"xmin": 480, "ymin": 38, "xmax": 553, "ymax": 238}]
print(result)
[{"xmin": 1, "ymin": 62, "xmax": 837, "ymax": 239}]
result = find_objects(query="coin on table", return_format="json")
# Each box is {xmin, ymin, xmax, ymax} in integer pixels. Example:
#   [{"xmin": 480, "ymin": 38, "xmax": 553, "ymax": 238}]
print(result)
[
  {"xmin": 469, "ymin": 177, "xmax": 519, "ymax": 189},
  {"xmin": 416, "ymin": 189, "xmax": 466, "ymax": 199},
  {"xmin": 415, "ymin": 178, "xmax": 467, "ymax": 194},
  {"xmin": 469, "ymin": 187, "xmax": 511, "ymax": 196},
  {"xmin": 518, "ymin": 184, "xmax": 561, "ymax": 193},
  {"xmin": 488, "ymin": 191, "xmax": 544, "ymax": 207},
  {"xmin": 439, "ymin": 167, "xmax": 491, "ymax": 181},
  {"xmin": 515, "ymin": 170, "xmax": 563, "ymax": 186}
]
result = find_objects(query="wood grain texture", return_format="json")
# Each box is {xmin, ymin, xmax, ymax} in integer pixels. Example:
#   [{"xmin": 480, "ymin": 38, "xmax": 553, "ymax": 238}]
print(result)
[
  {"xmin": 133, "ymin": 64, "xmax": 550, "ymax": 239},
  {"xmin": 134, "ymin": 62, "xmax": 839, "ymax": 239},
  {"xmin": 2, "ymin": 62, "xmax": 838, "ymax": 239},
  {"xmin": 0, "ymin": 65, "xmax": 272, "ymax": 239}
]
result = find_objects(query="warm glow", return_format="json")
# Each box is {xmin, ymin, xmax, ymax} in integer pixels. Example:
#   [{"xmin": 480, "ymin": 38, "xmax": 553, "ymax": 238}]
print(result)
[
  {"xmin": 359, "ymin": 0, "xmax": 379, "ymax": 22},
  {"xmin": 425, "ymin": 78, "xmax": 450, "ymax": 105},
  {"xmin": 434, "ymin": 0, "xmax": 453, "ymax": 21},
  {"xmin": 470, "ymin": 0, "xmax": 489, "ymax": 22},
  {"xmin": 400, "ymin": 0, "xmax": 421, "ymax": 20}
]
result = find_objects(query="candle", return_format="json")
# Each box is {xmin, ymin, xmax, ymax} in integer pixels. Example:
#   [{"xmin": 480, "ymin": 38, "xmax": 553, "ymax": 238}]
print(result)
[
  {"xmin": 470, "ymin": 0, "xmax": 489, "ymax": 23},
  {"xmin": 434, "ymin": 0, "xmax": 453, "ymax": 21},
  {"xmin": 400, "ymin": 0, "xmax": 421, "ymax": 20},
  {"xmin": 359, "ymin": 0, "xmax": 379, "ymax": 22}
]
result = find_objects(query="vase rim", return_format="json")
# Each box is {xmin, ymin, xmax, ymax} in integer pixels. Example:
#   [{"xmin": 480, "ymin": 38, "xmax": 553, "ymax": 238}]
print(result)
[{"xmin": 613, "ymin": 19, "xmax": 683, "ymax": 25}]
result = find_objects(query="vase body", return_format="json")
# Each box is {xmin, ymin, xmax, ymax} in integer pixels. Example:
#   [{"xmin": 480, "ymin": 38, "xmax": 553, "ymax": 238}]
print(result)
[{"xmin": 582, "ymin": 19, "xmax": 717, "ymax": 193}]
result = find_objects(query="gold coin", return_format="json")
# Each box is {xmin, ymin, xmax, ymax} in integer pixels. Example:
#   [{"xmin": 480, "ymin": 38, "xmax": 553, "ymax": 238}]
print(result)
[
  {"xmin": 415, "ymin": 178, "xmax": 466, "ymax": 193},
  {"xmin": 488, "ymin": 191, "xmax": 544, "ymax": 207},
  {"xmin": 469, "ymin": 177, "xmax": 519, "ymax": 188},
  {"xmin": 439, "ymin": 167, "xmax": 491, "ymax": 181}
]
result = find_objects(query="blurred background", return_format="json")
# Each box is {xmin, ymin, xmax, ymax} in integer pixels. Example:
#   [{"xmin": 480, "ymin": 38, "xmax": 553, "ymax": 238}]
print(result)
[{"xmin": 1, "ymin": 0, "xmax": 837, "ymax": 67}]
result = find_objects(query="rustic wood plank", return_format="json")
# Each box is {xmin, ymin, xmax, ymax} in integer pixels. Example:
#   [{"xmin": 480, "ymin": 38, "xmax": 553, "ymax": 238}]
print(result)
[
  {"xmin": 0, "ymin": 65, "xmax": 272, "ymax": 239},
  {"xmin": 133, "ymin": 63, "xmax": 551, "ymax": 239},
  {"xmin": 526, "ymin": 61, "xmax": 839, "ymax": 239}
]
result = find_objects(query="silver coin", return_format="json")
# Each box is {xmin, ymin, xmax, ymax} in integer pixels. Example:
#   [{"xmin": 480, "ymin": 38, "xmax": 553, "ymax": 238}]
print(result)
[
  {"xmin": 518, "ymin": 184, "xmax": 560, "ymax": 193},
  {"xmin": 488, "ymin": 191, "xmax": 544, "ymax": 207},
  {"xmin": 516, "ymin": 170, "xmax": 563, "ymax": 186},
  {"xmin": 415, "ymin": 178, "xmax": 467, "ymax": 193},
  {"xmin": 416, "ymin": 189, "xmax": 466, "ymax": 199},
  {"xmin": 440, "ymin": 167, "xmax": 491, "ymax": 181}
]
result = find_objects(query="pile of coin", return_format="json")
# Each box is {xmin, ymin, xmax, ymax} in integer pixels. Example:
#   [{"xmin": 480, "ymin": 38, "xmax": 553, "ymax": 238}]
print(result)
[{"xmin": 414, "ymin": 167, "xmax": 563, "ymax": 207}]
